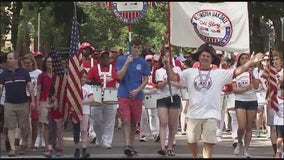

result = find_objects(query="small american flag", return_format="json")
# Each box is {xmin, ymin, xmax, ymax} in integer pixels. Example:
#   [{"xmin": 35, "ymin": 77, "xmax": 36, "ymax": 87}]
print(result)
[
  {"xmin": 66, "ymin": 4, "xmax": 83, "ymax": 122},
  {"xmin": 261, "ymin": 48, "xmax": 279, "ymax": 112},
  {"xmin": 50, "ymin": 48, "xmax": 68, "ymax": 118}
]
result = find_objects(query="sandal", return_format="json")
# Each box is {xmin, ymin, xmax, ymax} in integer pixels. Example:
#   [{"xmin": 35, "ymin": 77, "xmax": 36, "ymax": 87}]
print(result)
[
  {"xmin": 124, "ymin": 146, "xmax": 135, "ymax": 157},
  {"xmin": 167, "ymin": 150, "xmax": 175, "ymax": 156},
  {"xmin": 157, "ymin": 149, "xmax": 166, "ymax": 155}
]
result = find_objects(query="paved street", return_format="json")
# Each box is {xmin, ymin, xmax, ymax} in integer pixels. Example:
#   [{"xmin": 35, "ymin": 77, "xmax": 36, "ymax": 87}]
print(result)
[{"xmin": 0, "ymin": 126, "xmax": 274, "ymax": 159}]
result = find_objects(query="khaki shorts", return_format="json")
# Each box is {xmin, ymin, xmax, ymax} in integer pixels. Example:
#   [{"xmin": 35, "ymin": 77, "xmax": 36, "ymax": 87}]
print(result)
[
  {"xmin": 186, "ymin": 118, "xmax": 217, "ymax": 144},
  {"xmin": 39, "ymin": 101, "xmax": 48, "ymax": 124},
  {"xmin": 4, "ymin": 102, "xmax": 29, "ymax": 129}
]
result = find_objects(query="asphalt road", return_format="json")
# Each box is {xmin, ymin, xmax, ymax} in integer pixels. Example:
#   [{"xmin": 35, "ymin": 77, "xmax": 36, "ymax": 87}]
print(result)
[{"xmin": 0, "ymin": 127, "xmax": 274, "ymax": 159}]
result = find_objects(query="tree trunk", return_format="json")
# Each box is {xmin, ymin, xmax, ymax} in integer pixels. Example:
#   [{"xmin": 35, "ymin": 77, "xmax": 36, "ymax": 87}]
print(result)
[
  {"xmin": 11, "ymin": 2, "xmax": 22, "ymax": 51},
  {"xmin": 272, "ymin": 17, "xmax": 284, "ymax": 55}
]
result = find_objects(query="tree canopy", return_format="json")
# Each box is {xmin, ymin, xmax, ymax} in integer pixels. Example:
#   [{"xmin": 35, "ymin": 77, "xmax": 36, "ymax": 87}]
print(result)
[{"xmin": 1, "ymin": 2, "xmax": 283, "ymax": 56}]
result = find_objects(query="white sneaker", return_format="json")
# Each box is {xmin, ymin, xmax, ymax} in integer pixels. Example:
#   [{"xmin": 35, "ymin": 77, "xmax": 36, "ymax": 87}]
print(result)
[
  {"xmin": 41, "ymin": 139, "xmax": 46, "ymax": 147},
  {"xmin": 234, "ymin": 142, "xmax": 243, "ymax": 155},
  {"xmin": 217, "ymin": 136, "xmax": 222, "ymax": 143},
  {"xmin": 139, "ymin": 135, "xmax": 148, "ymax": 142},
  {"xmin": 243, "ymin": 149, "xmax": 251, "ymax": 158},
  {"xmin": 34, "ymin": 136, "xmax": 40, "ymax": 148},
  {"xmin": 103, "ymin": 143, "xmax": 112, "ymax": 149}
]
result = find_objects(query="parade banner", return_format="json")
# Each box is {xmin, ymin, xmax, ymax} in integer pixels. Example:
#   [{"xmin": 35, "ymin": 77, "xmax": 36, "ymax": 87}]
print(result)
[
  {"xmin": 111, "ymin": 2, "xmax": 148, "ymax": 24},
  {"xmin": 170, "ymin": 2, "xmax": 250, "ymax": 52}
]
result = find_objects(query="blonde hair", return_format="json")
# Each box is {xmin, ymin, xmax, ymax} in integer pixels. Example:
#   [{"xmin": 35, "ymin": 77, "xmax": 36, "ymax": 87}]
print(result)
[{"xmin": 22, "ymin": 54, "xmax": 37, "ymax": 69}]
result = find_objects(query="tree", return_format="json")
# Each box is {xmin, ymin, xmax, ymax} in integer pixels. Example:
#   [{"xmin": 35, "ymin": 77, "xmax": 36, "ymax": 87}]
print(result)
[{"xmin": 249, "ymin": 2, "xmax": 284, "ymax": 53}]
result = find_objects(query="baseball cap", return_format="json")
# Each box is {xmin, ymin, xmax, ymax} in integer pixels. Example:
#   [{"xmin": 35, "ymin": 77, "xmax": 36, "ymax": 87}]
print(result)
[
  {"xmin": 33, "ymin": 51, "xmax": 43, "ymax": 57},
  {"xmin": 99, "ymin": 50, "xmax": 110, "ymax": 57}
]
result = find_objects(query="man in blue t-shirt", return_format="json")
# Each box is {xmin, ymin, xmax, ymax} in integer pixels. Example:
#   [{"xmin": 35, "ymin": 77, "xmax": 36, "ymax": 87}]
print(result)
[
  {"xmin": 0, "ymin": 52, "xmax": 35, "ymax": 157},
  {"xmin": 116, "ymin": 38, "xmax": 151, "ymax": 157}
]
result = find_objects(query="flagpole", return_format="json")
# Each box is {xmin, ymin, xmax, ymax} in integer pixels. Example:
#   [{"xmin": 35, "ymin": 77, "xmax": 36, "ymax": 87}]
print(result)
[
  {"xmin": 166, "ymin": 1, "xmax": 173, "ymax": 103},
  {"xmin": 74, "ymin": 2, "xmax": 77, "ymax": 17}
]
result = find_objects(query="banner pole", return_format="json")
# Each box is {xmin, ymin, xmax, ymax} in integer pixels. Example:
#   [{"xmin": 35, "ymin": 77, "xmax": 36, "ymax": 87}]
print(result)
[
  {"xmin": 128, "ymin": 24, "xmax": 132, "ymax": 55},
  {"xmin": 167, "ymin": 1, "xmax": 172, "ymax": 63}
]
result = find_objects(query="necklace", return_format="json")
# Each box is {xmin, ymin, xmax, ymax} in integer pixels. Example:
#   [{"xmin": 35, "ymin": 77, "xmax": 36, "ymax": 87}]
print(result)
[{"xmin": 198, "ymin": 67, "xmax": 211, "ymax": 94}]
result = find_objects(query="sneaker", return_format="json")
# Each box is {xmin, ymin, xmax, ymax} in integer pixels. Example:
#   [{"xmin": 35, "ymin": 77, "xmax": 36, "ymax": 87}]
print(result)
[
  {"xmin": 217, "ymin": 136, "xmax": 222, "ymax": 143},
  {"xmin": 30, "ymin": 146, "xmax": 37, "ymax": 152},
  {"xmin": 98, "ymin": 143, "xmax": 112, "ymax": 149},
  {"xmin": 243, "ymin": 149, "xmax": 251, "ymax": 158},
  {"xmin": 105, "ymin": 143, "xmax": 112, "ymax": 149},
  {"xmin": 43, "ymin": 151, "xmax": 53, "ymax": 158},
  {"xmin": 19, "ymin": 145, "xmax": 27, "ymax": 155},
  {"xmin": 139, "ymin": 135, "xmax": 148, "ymax": 142},
  {"xmin": 154, "ymin": 135, "xmax": 160, "ymax": 143},
  {"xmin": 232, "ymin": 142, "xmax": 237, "ymax": 149},
  {"xmin": 74, "ymin": 148, "xmax": 80, "ymax": 158},
  {"xmin": 181, "ymin": 132, "xmax": 186, "ymax": 135},
  {"xmin": 234, "ymin": 142, "xmax": 243, "ymax": 155},
  {"xmin": 96, "ymin": 141, "xmax": 106, "ymax": 148},
  {"xmin": 55, "ymin": 151, "xmax": 63, "ymax": 157},
  {"xmin": 82, "ymin": 148, "xmax": 90, "ymax": 158},
  {"xmin": 136, "ymin": 127, "xmax": 140, "ymax": 134},
  {"xmin": 14, "ymin": 138, "xmax": 20, "ymax": 146},
  {"xmin": 8, "ymin": 150, "xmax": 16, "ymax": 157},
  {"xmin": 255, "ymin": 130, "xmax": 261, "ymax": 137},
  {"xmin": 5, "ymin": 139, "xmax": 11, "ymax": 152},
  {"xmin": 90, "ymin": 137, "xmax": 97, "ymax": 144}
]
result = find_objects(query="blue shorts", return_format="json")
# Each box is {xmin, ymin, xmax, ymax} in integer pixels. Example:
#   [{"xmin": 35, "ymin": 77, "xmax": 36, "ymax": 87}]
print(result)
[
  {"xmin": 276, "ymin": 125, "xmax": 284, "ymax": 138},
  {"xmin": 235, "ymin": 100, "xmax": 258, "ymax": 110},
  {"xmin": 157, "ymin": 94, "xmax": 181, "ymax": 109}
]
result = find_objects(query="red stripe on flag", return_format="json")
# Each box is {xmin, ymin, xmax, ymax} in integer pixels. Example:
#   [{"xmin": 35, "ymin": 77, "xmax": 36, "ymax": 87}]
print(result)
[
  {"xmin": 67, "ymin": 52, "xmax": 83, "ymax": 122},
  {"xmin": 261, "ymin": 64, "xmax": 279, "ymax": 112}
]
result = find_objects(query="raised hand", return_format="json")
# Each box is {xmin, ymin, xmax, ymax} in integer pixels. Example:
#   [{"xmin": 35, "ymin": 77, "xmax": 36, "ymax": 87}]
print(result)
[{"xmin": 250, "ymin": 52, "xmax": 264, "ymax": 64}]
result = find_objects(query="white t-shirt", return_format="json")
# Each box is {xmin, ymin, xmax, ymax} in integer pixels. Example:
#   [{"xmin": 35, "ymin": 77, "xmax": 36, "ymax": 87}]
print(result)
[
  {"xmin": 82, "ymin": 84, "xmax": 93, "ymax": 115},
  {"xmin": 178, "ymin": 68, "xmax": 234, "ymax": 120},
  {"xmin": 155, "ymin": 66, "xmax": 182, "ymax": 99},
  {"xmin": 0, "ymin": 89, "xmax": 5, "ymax": 105},
  {"xmin": 272, "ymin": 93, "xmax": 284, "ymax": 125},
  {"xmin": 255, "ymin": 69, "xmax": 267, "ymax": 105},
  {"xmin": 30, "ymin": 69, "xmax": 42, "ymax": 95},
  {"xmin": 26, "ymin": 69, "xmax": 42, "ymax": 97},
  {"xmin": 233, "ymin": 71, "xmax": 258, "ymax": 101}
]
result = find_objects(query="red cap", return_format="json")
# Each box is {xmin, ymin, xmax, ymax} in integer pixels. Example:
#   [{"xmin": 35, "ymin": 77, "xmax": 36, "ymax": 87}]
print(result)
[
  {"xmin": 99, "ymin": 51, "xmax": 110, "ymax": 57},
  {"xmin": 79, "ymin": 42, "xmax": 95, "ymax": 52},
  {"xmin": 33, "ymin": 52, "xmax": 43, "ymax": 57}
]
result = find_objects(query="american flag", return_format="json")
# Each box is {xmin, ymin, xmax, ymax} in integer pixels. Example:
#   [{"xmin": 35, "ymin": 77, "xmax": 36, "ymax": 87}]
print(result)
[
  {"xmin": 261, "ymin": 48, "xmax": 279, "ymax": 112},
  {"xmin": 50, "ymin": 48, "xmax": 68, "ymax": 118},
  {"xmin": 66, "ymin": 5, "xmax": 83, "ymax": 122}
]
